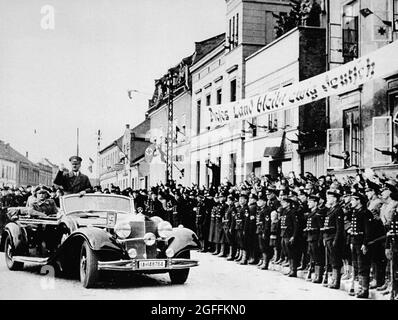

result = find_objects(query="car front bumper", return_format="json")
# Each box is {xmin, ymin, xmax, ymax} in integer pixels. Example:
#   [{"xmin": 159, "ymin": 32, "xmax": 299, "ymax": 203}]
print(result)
[{"xmin": 97, "ymin": 258, "xmax": 199, "ymax": 272}]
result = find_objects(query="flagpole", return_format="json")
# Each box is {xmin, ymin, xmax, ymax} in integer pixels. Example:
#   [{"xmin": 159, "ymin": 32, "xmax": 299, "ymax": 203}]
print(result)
[{"xmin": 77, "ymin": 128, "xmax": 79, "ymax": 156}]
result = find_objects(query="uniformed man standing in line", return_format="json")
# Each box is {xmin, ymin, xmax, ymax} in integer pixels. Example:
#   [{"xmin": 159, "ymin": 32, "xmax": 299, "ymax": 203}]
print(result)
[
  {"xmin": 349, "ymin": 193, "xmax": 375, "ymax": 298},
  {"xmin": 304, "ymin": 194, "xmax": 324, "ymax": 283},
  {"xmin": 202, "ymin": 191, "xmax": 215, "ymax": 253},
  {"xmin": 385, "ymin": 205, "xmax": 398, "ymax": 299},
  {"xmin": 224, "ymin": 194, "xmax": 237, "ymax": 261},
  {"xmin": 236, "ymin": 193, "xmax": 249, "ymax": 264},
  {"xmin": 280, "ymin": 195, "xmax": 300, "ymax": 277},
  {"xmin": 246, "ymin": 193, "xmax": 259, "ymax": 265},
  {"xmin": 54, "ymin": 156, "xmax": 92, "ymax": 196},
  {"xmin": 195, "ymin": 194, "xmax": 207, "ymax": 252},
  {"xmin": 365, "ymin": 183, "xmax": 386, "ymax": 290},
  {"xmin": 256, "ymin": 193, "xmax": 273, "ymax": 270},
  {"xmin": 215, "ymin": 192, "xmax": 228, "ymax": 257},
  {"xmin": 208, "ymin": 194, "xmax": 220, "ymax": 255},
  {"xmin": 321, "ymin": 189, "xmax": 345, "ymax": 289}
]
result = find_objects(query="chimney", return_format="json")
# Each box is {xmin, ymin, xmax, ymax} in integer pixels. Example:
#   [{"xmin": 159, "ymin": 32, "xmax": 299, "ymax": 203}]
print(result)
[
  {"xmin": 25, "ymin": 151, "xmax": 28, "ymax": 158},
  {"xmin": 126, "ymin": 124, "xmax": 130, "ymax": 129}
]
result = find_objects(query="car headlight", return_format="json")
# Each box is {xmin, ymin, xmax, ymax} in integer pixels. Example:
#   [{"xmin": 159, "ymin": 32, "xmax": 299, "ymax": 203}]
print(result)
[
  {"xmin": 165, "ymin": 248, "xmax": 175, "ymax": 258},
  {"xmin": 114, "ymin": 222, "xmax": 131, "ymax": 239},
  {"xmin": 144, "ymin": 232, "xmax": 156, "ymax": 246},
  {"xmin": 128, "ymin": 248, "xmax": 137, "ymax": 258},
  {"xmin": 158, "ymin": 221, "xmax": 173, "ymax": 238}
]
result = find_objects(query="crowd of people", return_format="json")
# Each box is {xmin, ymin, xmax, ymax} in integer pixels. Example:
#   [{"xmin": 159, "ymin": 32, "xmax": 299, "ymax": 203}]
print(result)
[{"xmin": 1, "ymin": 160, "xmax": 398, "ymax": 300}]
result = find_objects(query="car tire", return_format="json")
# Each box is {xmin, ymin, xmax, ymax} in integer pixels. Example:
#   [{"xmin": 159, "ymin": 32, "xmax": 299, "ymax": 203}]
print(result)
[
  {"xmin": 169, "ymin": 250, "xmax": 190, "ymax": 285},
  {"xmin": 79, "ymin": 241, "xmax": 99, "ymax": 288},
  {"xmin": 4, "ymin": 234, "xmax": 24, "ymax": 271},
  {"xmin": 169, "ymin": 268, "xmax": 190, "ymax": 284}
]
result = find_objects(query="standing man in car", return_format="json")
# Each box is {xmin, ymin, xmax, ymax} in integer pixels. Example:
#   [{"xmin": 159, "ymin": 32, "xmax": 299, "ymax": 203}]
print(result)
[{"xmin": 54, "ymin": 156, "xmax": 92, "ymax": 196}]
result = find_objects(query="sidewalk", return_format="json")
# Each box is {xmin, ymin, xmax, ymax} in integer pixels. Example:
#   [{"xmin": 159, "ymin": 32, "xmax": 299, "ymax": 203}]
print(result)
[{"xmin": 268, "ymin": 262, "xmax": 390, "ymax": 300}]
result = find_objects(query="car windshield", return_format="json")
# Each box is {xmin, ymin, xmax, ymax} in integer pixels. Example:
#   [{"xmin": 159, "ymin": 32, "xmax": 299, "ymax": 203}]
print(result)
[{"xmin": 63, "ymin": 195, "xmax": 132, "ymax": 214}]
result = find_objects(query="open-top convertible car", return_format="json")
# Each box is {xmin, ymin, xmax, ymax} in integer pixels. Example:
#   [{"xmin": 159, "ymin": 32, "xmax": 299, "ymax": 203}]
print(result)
[{"xmin": 0, "ymin": 194, "xmax": 200, "ymax": 288}]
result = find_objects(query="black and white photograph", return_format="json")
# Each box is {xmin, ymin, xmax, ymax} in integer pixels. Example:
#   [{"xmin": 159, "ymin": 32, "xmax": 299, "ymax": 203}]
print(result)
[{"xmin": 1, "ymin": 0, "xmax": 398, "ymax": 308}]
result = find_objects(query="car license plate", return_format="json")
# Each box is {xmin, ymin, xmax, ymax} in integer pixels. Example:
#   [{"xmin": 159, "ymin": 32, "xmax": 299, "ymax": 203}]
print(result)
[
  {"xmin": 106, "ymin": 212, "xmax": 117, "ymax": 227},
  {"xmin": 138, "ymin": 260, "xmax": 166, "ymax": 269}
]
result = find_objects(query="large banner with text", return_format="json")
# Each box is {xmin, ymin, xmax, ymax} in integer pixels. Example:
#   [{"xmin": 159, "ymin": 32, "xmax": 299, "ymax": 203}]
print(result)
[{"xmin": 204, "ymin": 40, "xmax": 398, "ymax": 128}]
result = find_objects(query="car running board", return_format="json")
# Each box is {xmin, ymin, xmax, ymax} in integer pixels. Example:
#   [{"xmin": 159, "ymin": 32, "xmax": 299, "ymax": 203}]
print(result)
[{"xmin": 12, "ymin": 256, "xmax": 49, "ymax": 265}]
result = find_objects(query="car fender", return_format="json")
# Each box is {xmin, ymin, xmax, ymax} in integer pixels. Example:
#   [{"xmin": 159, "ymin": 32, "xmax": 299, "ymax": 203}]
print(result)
[
  {"xmin": 59, "ymin": 216, "xmax": 78, "ymax": 234},
  {"xmin": 0, "ymin": 222, "xmax": 27, "ymax": 254},
  {"xmin": 167, "ymin": 227, "xmax": 201, "ymax": 257},
  {"xmin": 61, "ymin": 227, "xmax": 122, "ymax": 252}
]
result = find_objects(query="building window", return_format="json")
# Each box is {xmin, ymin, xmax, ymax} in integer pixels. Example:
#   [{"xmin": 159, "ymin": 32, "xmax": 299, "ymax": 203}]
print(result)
[
  {"xmin": 196, "ymin": 160, "xmax": 200, "ymax": 186},
  {"xmin": 327, "ymin": 128, "xmax": 344, "ymax": 169},
  {"xmin": 230, "ymin": 79, "xmax": 237, "ymax": 102},
  {"xmin": 343, "ymin": 107, "xmax": 360, "ymax": 166},
  {"xmin": 268, "ymin": 112, "xmax": 278, "ymax": 131},
  {"xmin": 196, "ymin": 100, "xmax": 201, "ymax": 135},
  {"xmin": 229, "ymin": 153, "xmax": 236, "ymax": 185},
  {"xmin": 373, "ymin": 116, "xmax": 392, "ymax": 164},
  {"xmin": 232, "ymin": 16, "xmax": 235, "ymax": 48},
  {"xmin": 216, "ymin": 88, "xmax": 222, "ymax": 104},
  {"xmin": 206, "ymin": 94, "xmax": 211, "ymax": 106},
  {"xmin": 394, "ymin": 0, "xmax": 398, "ymax": 31},
  {"xmin": 342, "ymin": 1, "xmax": 359, "ymax": 63},
  {"xmin": 235, "ymin": 13, "xmax": 239, "ymax": 46}
]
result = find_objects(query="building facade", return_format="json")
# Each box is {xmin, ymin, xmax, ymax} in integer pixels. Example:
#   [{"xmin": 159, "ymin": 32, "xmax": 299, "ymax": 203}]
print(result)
[
  {"xmin": 245, "ymin": 26, "xmax": 327, "ymax": 178},
  {"xmin": 147, "ymin": 56, "xmax": 193, "ymax": 186},
  {"xmin": 326, "ymin": 0, "xmax": 398, "ymax": 177},
  {"xmin": 190, "ymin": 0, "xmax": 291, "ymax": 186}
]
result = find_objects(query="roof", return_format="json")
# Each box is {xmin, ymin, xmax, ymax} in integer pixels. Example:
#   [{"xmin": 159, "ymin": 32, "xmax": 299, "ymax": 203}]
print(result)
[
  {"xmin": 99, "ymin": 136, "xmax": 123, "ymax": 154},
  {"xmin": 191, "ymin": 33, "xmax": 225, "ymax": 66},
  {"xmin": 0, "ymin": 140, "xmax": 36, "ymax": 166}
]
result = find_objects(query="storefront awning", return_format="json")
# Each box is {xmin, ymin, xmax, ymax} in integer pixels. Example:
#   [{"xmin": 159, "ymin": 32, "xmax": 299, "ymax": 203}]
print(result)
[{"xmin": 263, "ymin": 131, "xmax": 285, "ymax": 158}]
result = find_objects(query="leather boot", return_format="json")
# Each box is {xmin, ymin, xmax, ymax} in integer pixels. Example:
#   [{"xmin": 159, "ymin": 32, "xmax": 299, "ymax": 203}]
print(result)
[
  {"xmin": 248, "ymin": 254, "xmax": 258, "ymax": 265},
  {"xmin": 312, "ymin": 266, "xmax": 322, "ymax": 284},
  {"xmin": 282, "ymin": 258, "xmax": 290, "ymax": 267},
  {"xmin": 212, "ymin": 244, "xmax": 220, "ymax": 255},
  {"xmin": 357, "ymin": 276, "xmax": 369, "ymax": 299},
  {"xmin": 322, "ymin": 269, "xmax": 330, "ymax": 287},
  {"xmin": 234, "ymin": 249, "xmax": 242, "ymax": 262},
  {"xmin": 226, "ymin": 246, "xmax": 234, "ymax": 261},
  {"xmin": 288, "ymin": 259, "xmax": 297, "ymax": 277},
  {"xmin": 234, "ymin": 249, "xmax": 241, "ymax": 260},
  {"xmin": 329, "ymin": 268, "xmax": 341, "ymax": 289},
  {"xmin": 376, "ymin": 280, "xmax": 389, "ymax": 291},
  {"xmin": 217, "ymin": 244, "xmax": 226, "ymax": 257},
  {"xmin": 239, "ymin": 250, "xmax": 248, "ymax": 265},
  {"xmin": 259, "ymin": 253, "xmax": 268, "ymax": 270},
  {"xmin": 257, "ymin": 256, "xmax": 264, "ymax": 266},
  {"xmin": 306, "ymin": 263, "xmax": 314, "ymax": 281}
]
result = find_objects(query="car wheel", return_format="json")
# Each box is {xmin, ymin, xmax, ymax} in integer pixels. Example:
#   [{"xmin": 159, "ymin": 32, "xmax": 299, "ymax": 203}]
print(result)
[
  {"xmin": 4, "ymin": 235, "xmax": 23, "ymax": 271},
  {"xmin": 79, "ymin": 241, "xmax": 99, "ymax": 288},
  {"xmin": 169, "ymin": 268, "xmax": 190, "ymax": 284},
  {"xmin": 169, "ymin": 250, "xmax": 190, "ymax": 284}
]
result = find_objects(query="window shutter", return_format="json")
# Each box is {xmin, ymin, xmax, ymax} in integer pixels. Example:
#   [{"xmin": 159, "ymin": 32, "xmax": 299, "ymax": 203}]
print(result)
[
  {"xmin": 373, "ymin": 116, "xmax": 392, "ymax": 164},
  {"xmin": 327, "ymin": 128, "xmax": 344, "ymax": 169}
]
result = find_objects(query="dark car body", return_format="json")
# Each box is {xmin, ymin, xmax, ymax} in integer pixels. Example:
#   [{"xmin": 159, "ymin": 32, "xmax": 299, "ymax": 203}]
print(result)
[{"xmin": 0, "ymin": 194, "xmax": 200, "ymax": 288}]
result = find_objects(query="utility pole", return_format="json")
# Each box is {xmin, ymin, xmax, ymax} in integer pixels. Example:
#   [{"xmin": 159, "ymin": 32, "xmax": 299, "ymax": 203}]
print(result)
[
  {"xmin": 166, "ymin": 71, "xmax": 175, "ymax": 186},
  {"xmin": 97, "ymin": 129, "xmax": 102, "ymax": 181}
]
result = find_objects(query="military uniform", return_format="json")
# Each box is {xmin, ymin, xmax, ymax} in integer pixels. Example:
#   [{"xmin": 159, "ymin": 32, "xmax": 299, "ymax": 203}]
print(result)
[
  {"xmin": 321, "ymin": 201, "xmax": 344, "ymax": 288},
  {"xmin": 222, "ymin": 201, "xmax": 236, "ymax": 260},
  {"xmin": 349, "ymin": 199, "xmax": 374, "ymax": 298},
  {"xmin": 54, "ymin": 170, "xmax": 92, "ymax": 195},
  {"xmin": 244, "ymin": 200, "xmax": 258, "ymax": 264},
  {"xmin": 304, "ymin": 205, "xmax": 324, "ymax": 282},
  {"xmin": 208, "ymin": 201, "xmax": 220, "ymax": 253},
  {"xmin": 280, "ymin": 203, "xmax": 300, "ymax": 276},
  {"xmin": 256, "ymin": 202, "xmax": 273, "ymax": 269},
  {"xmin": 194, "ymin": 198, "xmax": 207, "ymax": 248},
  {"xmin": 386, "ymin": 208, "xmax": 398, "ymax": 299},
  {"xmin": 235, "ymin": 202, "xmax": 248, "ymax": 263}
]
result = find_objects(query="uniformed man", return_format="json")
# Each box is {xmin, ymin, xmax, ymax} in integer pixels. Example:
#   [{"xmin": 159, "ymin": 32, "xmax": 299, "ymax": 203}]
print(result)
[
  {"xmin": 208, "ymin": 193, "xmax": 220, "ymax": 255},
  {"xmin": 365, "ymin": 182, "xmax": 386, "ymax": 290},
  {"xmin": 321, "ymin": 189, "xmax": 345, "ymax": 289},
  {"xmin": 385, "ymin": 205, "xmax": 398, "ymax": 299},
  {"xmin": 304, "ymin": 194, "xmax": 324, "ymax": 283},
  {"xmin": 245, "ymin": 193, "xmax": 259, "ymax": 265},
  {"xmin": 53, "ymin": 156, "xmax": 92, "ymax": 196},
  {"xmin": 195, "ymin": 194, "xmax": 207, "ymax": 252},
  {"xmin": 280, "ymin": 195, "xmax": 300, "ymax": 277},
  {"xmin": 216, "ymin": 192, "xmax": 229, "ymax": 257},
  {"xmin": 236, "ymin": 193, "xmax": 249, "ymax": 264},
  {"xmin": 256, "ymin": 193, "xmax": 274, "ymax": 270},
  {"xmin": 202, "ymin": 191, "xmax": 215, "ymax": 253},
  {"xmin": 349, "ymin": 192, "xmax": 374, "ymax": 298},
  {"xmin": 223, "ymin": 194, "xmax": 236, "ymax": 261}
]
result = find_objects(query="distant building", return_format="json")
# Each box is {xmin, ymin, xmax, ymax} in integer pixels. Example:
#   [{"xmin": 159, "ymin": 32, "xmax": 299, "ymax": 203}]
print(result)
[
  {"xmin": 37, "ymin": 158, "xmax": 59, "ymax": 184},
  {"xmin": 99, "ymin": 120, "xmax": 150, "ymax": 190},
  {"xmin": 0, "ymin": 140, "xmax": 39, "ymax": 187}
]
